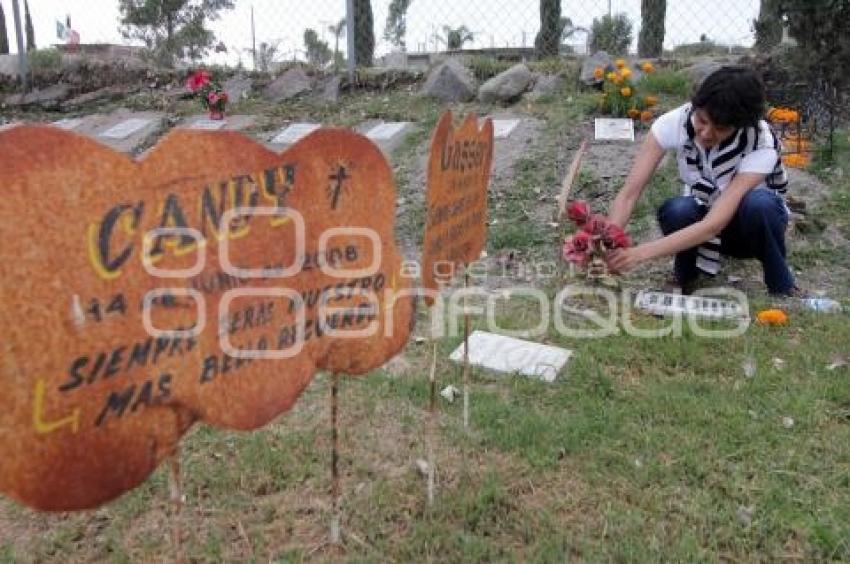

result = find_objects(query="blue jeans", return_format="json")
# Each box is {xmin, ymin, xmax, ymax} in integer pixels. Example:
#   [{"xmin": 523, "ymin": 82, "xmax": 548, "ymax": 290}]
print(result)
[{"xmin": 657, "ymin": 189, "xmax": 795, "ymax": 295}]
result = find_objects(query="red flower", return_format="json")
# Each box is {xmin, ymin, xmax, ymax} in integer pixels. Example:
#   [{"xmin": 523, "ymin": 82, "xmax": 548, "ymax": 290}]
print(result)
[
  {"xmin": 563, "ymin": 231, "xmax": 591, "ymax": 266},
  {"xmin": 566, "ymin": 200, "xmax": 590, "ymax": 226},
  {"xmin": 584, "ymin": 214, "xmax": 607, "ymax": 236},
  {"xmin": 186, "ymin": 69, "xmax": 211, "ymax": 92},
  {"xmin": 208, "ymin": 91, "xmax": 219, "ymax": 105},
  {"xmin": 601, "ymin": 223, "xmax": 632, "ymax": 249}
]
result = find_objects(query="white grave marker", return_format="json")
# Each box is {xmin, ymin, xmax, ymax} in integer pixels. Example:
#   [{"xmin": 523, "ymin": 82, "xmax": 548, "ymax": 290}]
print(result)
[
  {"xmin": 52, "ymin": 118, "xmax": 84, "ymax": 131},
  {"xmin": 634, "ymin": 291, "xmax": 747, "ymax": 319},
  {"xmin": 366, "ymin": 122, "xmax": 410, "ymax": 140},
  {"xmin": 594, "ymin": 118, "xmax": 635, "ymax": 142},
  {"xmin": 492, "ymin": 119, "xmax": 521, "ymax": 139},
  {"xmin": 99, "ymin": 118, "xmax": 153, "ymax": 140},
  {"xmin": 449, "ymin": 331, "xmax": 572, "ymax": 383},
  {"xmin": 271, "ymin": 123, "xmax": 321, "ymax": 145},
  {"xmin": 189, "ymin": 118, "xmax": 227, "ymax": 131}
]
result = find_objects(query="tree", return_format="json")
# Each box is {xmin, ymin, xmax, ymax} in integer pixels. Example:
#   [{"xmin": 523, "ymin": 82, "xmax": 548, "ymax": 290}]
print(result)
[
  {"xmin": 754, "ymin": 0, "xmax": 782, "ymax": 52},
  {"xmin": 589, "ymin": 13, "xmax": 632, "ymax": 55},
  {"xmin": 384, "ymin": 0, "xmax": 412, "ymax": 51},
  {"xmin": 353, "ymin": 0, "xmax": 374, "ymax": 67},
  {"xmin": 328, "ymin": 18, "xmax": 346, "ymax": 71},
  {"xmin": 0, "ymin": 3, "xmax": 9, "ymax": 55},
  {"xmin": 24, "ymin": 0, "xmax": 35, "ymax": 51},
  {"xmin": 638, "ymin": 0, "xmax": 666, "ymax": 57},
  {"xmin": 118, "ymin": 0, "xmax": 235, "ymax": 67},
  {"xmin": 303, "ymin": 28, "xmax": 331, "ymax": 68},
  {"xmin": 255, "ymin": 41, "xmax": 279, "ymax": 72},
  {"xmin": 535, "ymin": 0, "xmax": 561, "ymax": 58},
  {"xmin": 441, "ymin": 25, "xmax": 474, "ymax": 51},
  {"xmin": 779, "ymin": 0, "xmax": 850, "ymax": 89}
]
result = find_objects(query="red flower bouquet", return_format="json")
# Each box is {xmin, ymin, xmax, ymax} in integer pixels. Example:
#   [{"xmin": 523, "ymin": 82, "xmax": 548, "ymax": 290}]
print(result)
[
  {"xmin": 562, "ymin": 200, "xmax": 632, "ymax": 276},
  {"xmin": 186, "ymin": 69, "xmax": 228, "ymax": 119}
]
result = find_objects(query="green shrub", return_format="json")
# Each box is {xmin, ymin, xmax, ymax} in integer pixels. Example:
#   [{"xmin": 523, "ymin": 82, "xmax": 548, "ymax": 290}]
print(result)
[
  {"xmin": 589, "ymin": 13, "xmax": 633, "ymax": 55},
  {"xmin": 465, "ymin": 56, "xmax": 513, "ymax": 81},
  {"xmin": 639, "ymin": 69, "xmax": 689, "ymax": 98},
  {"xmin": 27, "ymin": 47, "xmax": 61, "ymax": 72}
]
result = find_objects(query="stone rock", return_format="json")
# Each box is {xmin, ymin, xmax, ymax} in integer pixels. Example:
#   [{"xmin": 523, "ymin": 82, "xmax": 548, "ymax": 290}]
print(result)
[
  {"xmin": 420, "ymin": 58, "xmax": 476, "ymax": 103},
  {"xmin": 527, "ymin": 73, "xmax": 566, "ymax": 100},
  {"xmin": 60, "ymin": 86, "xmax": 133, "ymax": 110},
  {"xmin": 478, "ymin": 64, "xmax": 533, "ymax": 104},
  {"xmin": 581, "ymin": 51, "xmax": 613, "ymax": 85},
  {"xmin": 318, "ymin": 75, "xmax": 342, "ymax": 104},
  {"xmin": 263, "ymin": 67, "xmax": 313, "ymax": 101},
  {"xmin": 683, "ymin": 61, "xmax": 722, "ymax": 91},
  {"xmin": 4, "ymin": 84, "xmax": 72, "ymax": 110},
  {"xmin": 224, "ymin": 74, "xmax": 253, "ymax": 102}
]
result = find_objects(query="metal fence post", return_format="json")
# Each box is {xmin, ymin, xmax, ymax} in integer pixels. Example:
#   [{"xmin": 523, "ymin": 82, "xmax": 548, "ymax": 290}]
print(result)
[
  {"xmin": 10, "ymin": 0, "xmax": 29, "ymax": 92},
  {"xmin": 346, "ymin": 0, "xmax": 356, "ymax": 81}
]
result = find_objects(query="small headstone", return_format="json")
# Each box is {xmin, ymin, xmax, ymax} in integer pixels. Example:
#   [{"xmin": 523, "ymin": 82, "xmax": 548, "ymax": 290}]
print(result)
[
  {"xmin": 187, "ymin": 118, "xmax": 228, "ymax": 131},
  {"xmin": 366, "ymin": 122, "xmax": 410, "ymax": 141},
  {"xmin": 99, "ymin": 118, "xmax": 154, "ymax": 140},
  {"xmin": 450, "ymin": 331, "xmax": 572, "ymax": 382},
  {"xmin": 594, "ymin": 118, "xmax": 635, "ymax": 142},
  {"xmin": 491, "ymin": 119, "xmax": 521, "ymax": 139},
  {"xmin": 270, "ymin": 123, "xmax": 321, "ymax": 145},
  {"xmin": 52, "ymin": 118, "xmax": 84, "ymax": 131}
]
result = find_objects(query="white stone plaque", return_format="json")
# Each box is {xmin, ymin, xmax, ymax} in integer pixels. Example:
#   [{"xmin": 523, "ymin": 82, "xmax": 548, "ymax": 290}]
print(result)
[
  {"xmin": 189, "ymin": 118, "xmax": 227, "ymax": 130},
  {"xmin": 594, "ymin": 118, "xmax": 635, "ymax": 141},
  {"xmin": 492, "ymin": 119, "xmax": 521, "ymax": 139},
  {"xmin": 52, "ymin": 118, "xmax": 84, "ymax": 130},
  {"xmin": 634, "ymin": 291, "xmax": 747, "ymax": 319},
  {"xmin": 271, "ymin": 123, "xmax": 321, "ymax": 145},
  {"xmin": 99, "ymin": 118, "xmax": 153, "ymax": 140},
  {"xmin": 450, "ymin": 331, "xmax": 572, "ymax": 383},
  {"xmin": 366, "ymin": 122, "xmax": 410, "ymax": 140}
]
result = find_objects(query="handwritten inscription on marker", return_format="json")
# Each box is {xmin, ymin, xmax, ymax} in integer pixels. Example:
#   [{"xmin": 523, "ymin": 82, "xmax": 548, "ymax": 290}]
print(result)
[
  {"xmin": 421, "ymin": 111, "xmax": 494, "ymax": 300},
  {"xmin": 0, "ymin": 125, "xmax": 414, "ymax": 511}
]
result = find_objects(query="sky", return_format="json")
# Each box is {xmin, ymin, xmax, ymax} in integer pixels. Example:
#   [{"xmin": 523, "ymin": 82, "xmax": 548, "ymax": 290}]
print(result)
[{"xmin": 8, "ymin": 0, "xmax": 762, "ymax": 65}]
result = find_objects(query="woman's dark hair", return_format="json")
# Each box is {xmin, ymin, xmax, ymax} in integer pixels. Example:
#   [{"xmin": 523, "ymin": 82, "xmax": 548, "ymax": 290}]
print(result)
[{"xmin": 691, "ymin": 66, "xmax": 765, "ymax": 129}]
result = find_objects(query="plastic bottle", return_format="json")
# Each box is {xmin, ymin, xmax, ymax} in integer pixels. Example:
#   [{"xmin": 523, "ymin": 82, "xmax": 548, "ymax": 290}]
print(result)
[{"xmin": 801, "ymin": 298, "xmax": 843, "ymax": 313}]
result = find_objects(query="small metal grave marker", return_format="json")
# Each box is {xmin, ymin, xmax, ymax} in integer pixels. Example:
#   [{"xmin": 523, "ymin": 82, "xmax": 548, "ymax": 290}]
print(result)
[
  {"xmin": 271, "ymin": 123, "xmax": 321, "ymax": 145},
  {"xmin": 594, "ymin": 118, "xmax": 635, "ymax": 142},
  {"xmin": 366, "ymin": 122, "xmax": 410, "ymax": 140},
  {"xmin": 99, "ymin": 118, "xmax": 154, "ymax": 140},
  {"xmin": 449, "ymin": 331, "xmax": 572, "ymax": 383},
  {"xmin": 52, "ymin": 118, "xmax": 84, "ymax": 131},
  {"xmin": 634, "ymin": 291, "xmax": 746, "ymax": 319},
  {"xmin": 189, "ymin": 118, "xmax": 227, "ymax": 131}
]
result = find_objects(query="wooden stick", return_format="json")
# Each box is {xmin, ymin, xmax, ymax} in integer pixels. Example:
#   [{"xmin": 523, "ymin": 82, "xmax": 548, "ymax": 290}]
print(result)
[
  {"xmin": 427, "ymin": 340, "xmax": 438, "ymax": 505},
  {"xmin": 557, "ymin": 139, "xmax": 589, "ymax": 218},
  {"xmin": 168, "ymin": 452, "xmax": 185, "ymax": 560},
  {"xmin": 330, "ymin": 372, "xmax": 341, "ymax": 545},
  {"xmin": 462, "ymin": 271, "xmax": 471, "ymax": 430}
]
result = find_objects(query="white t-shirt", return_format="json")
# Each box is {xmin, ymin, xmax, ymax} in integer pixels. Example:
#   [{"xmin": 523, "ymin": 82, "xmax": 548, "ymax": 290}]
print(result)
[{"xmin": 650, "ymin": 103, "xmax": 779, "ymax": 176}]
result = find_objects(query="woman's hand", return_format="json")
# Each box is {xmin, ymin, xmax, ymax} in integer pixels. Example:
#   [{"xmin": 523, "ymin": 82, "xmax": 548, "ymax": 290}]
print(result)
[{"xmin": 607, "ymin": 246, "xmax": 649, "ymax": 274}]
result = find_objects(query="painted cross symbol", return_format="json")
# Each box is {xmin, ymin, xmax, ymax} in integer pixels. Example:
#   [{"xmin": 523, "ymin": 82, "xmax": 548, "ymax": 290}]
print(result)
[{"xmin": 328, "ymin": 166, "xmax": 349, "ymax": 210}]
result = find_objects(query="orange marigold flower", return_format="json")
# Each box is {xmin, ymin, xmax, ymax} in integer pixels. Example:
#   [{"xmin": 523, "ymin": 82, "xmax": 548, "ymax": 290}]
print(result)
[
  {"xmin": 593, "ymin": 67, "xmax": 604, "ymax": 80},
  {"xmin": 782, "ymin": 153, "xmax": 811, "ymax": 168},
  {"xmin": 620, "ymin": 86, "xmax": 632, "ymax": 97},
  {"xmin": 641, "ymin": 62, "xmax": 655, "ymax": 73},
  {"xmin": 644, "ymin": 95, "xmax": 658, "ymax": 107},
  {"xmin": 606, "ymin": 71, "xmax": 617, "ymax": 82},
  {"xmin": 615, "ymin": 58, "xmax": 627, "ymax": 68},
  {"xmin": 627, "ymin": 108, "xmax": 640, "ymax": 119},
  {"xmin": 640, "ymin": 110, "xmax": 653, "ymax": 122},
  {"xmin": 756, "ymin": 309, "xmax": 789, "ymax": 326},
  {"xmin": 620, "ymin": 67, "xmax": 633, "ymax": 79}
]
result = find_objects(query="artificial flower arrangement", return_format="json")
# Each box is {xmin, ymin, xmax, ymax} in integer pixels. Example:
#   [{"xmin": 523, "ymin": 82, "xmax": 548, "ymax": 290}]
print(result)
[
  {"xmin": 593, "ymin": 59, "xmax": 658, "ymax": 124},
  {"xmin": 186, "ymin": 69, "xmax": 229, "ymax": 119},
  {"xmin": 767, "ymin": 106, "xmax": 811, "ymax": 168},
  {"xmin": 562, "ymin": 200, "xmax": 632, "ymax": 278}
]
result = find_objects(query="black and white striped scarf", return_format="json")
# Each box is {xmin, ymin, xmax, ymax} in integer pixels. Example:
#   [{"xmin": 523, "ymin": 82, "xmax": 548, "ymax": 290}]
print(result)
[{"xmin": 679, "ymin": 105, "xmax": 788, "ymax": 275}]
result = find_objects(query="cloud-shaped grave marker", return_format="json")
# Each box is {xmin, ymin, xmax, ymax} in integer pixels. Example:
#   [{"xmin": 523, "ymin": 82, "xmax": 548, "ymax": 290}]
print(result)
[{"xmin": 0, "ymin": 125, "xmax": 414, "ymax": 511}]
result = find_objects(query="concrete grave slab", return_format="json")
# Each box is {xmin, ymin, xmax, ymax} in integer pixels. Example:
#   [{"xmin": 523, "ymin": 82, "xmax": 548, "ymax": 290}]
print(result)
[
  {"xmin": 269, "ymin": 123, "xmax": 321, "ymax": 145},
  {"xmin": 356, "ymin": 120, "xmax": 415, "ymax": 157},
  {"xmin": 634, "ymin": 291, "xmax": 748, "ymax": 319},
  {"xmin": 366, "ymin": 122, "xmax": 412, "ymax": 141},
  {"xmin": 491, "ymin": 119, "xmax": 521, "ymax": 139},
  {"xmin": 69, "ymin": 110, "xmax": 165, "ymax": 154},
  {"xmin": 182, "ymin": 114, "xmax": 257, "ymax": 131},
  {"xmin": 450, "ymin": 331, "xmax": 572, "ymax": 382},
  {"xmin": 594, "ymin": 118, "xmax": 635, "ymax": 142}
]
